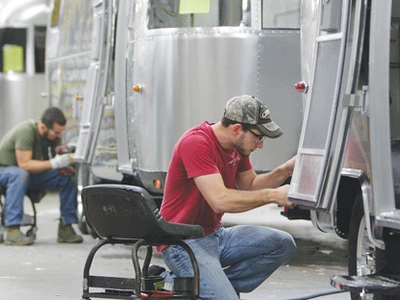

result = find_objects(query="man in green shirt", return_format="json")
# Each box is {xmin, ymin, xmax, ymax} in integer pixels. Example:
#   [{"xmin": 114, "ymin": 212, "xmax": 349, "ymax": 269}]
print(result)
[{"xmin": 0, "ymin": 107, "xmax": 82, "ymax": 245}]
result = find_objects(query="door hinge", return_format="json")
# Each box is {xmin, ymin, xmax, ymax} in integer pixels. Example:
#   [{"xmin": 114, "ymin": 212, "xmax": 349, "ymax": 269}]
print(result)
[
  {"xmin": 102, "ymin": 94, "xmax": 114, "ymax": 106},
  {"xmin": 341, "ymin": 85, "xmax": 370, "ymax": 116}
]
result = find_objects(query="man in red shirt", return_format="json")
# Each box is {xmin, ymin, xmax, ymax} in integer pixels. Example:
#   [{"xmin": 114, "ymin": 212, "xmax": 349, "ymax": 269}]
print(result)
[{"xmin": 159, "ymin": 95, "xmax": 296, "ymax": 299}]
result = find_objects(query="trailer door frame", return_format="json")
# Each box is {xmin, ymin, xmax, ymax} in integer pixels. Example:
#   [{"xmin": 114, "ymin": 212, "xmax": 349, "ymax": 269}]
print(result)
[
  {"xmin": 74, "ymin": 0, "xmax": 114, "ymax": 164},
  {"xmin": 288, "ymin": 0, "xmax": 368, "ymax": 210}
]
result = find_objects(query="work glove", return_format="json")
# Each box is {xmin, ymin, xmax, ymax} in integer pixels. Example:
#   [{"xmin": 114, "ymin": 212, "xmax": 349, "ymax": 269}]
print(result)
[{"xmin": 50, "ymin": 154, "xmax": 71, "ymax": 169}]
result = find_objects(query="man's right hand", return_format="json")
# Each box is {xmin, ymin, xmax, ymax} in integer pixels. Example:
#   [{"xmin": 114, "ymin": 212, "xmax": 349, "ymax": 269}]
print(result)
[
  {"xmin": 50, "ymin": 154, "xmax": 71, "ymax": 169},
  {"xmin": 275, "ymin": 184, "xmax": 296, "ymax": 209}
]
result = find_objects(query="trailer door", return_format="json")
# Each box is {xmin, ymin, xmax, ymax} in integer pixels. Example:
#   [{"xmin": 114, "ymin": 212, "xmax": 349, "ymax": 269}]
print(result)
[
  {"xmin": 288, "ymin": 0, "xmax": 367, "ymax": 209},
  {"xmin": 74, "ymin": 0, "xmax": 114, "ymax": 163}
]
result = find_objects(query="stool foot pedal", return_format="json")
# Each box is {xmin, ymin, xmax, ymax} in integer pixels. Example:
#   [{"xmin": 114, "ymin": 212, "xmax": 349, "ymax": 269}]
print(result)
[
  {"xmin": 331, "ymin": 274, "xmax": 400, "ymax": 295},
  {"xmin": 82, "ymin": 291, "xmax": 134, "ymax": 299},
  {"xmin": 104, "ymin": 289, "xmax": 134, "ymax": 296},
  {"xmin": 86, "ymin": 275, "xmax": 136, "ymax": 290}
]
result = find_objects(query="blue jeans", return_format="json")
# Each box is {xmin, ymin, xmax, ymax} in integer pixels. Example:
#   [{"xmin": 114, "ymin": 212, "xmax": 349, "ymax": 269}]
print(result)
[
  {"xmin": 162, "ymin": 225, "xmax": 296, "ymax": 300},
  {"xmin": 0, "ymin": 166, "xmax": 78, "ymax": 227}
]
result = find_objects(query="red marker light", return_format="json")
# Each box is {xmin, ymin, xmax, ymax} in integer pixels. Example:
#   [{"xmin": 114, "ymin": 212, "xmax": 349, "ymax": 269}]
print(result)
[
  {"xmin": 294, "ymin": 81, "xmax": 309, "ymax": 93},
  {"xmin": 153, "ymin": 179, "xmax": 162, "ymax": 189}
]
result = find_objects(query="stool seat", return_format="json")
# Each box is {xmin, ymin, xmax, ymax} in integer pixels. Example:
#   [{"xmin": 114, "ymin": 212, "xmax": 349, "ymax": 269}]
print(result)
[
  {"xmin": 26, "ymin": 189, "xmax": 47, "ymax": 203},
  {"xmin": 81, "ymin": 184, "xmax": 204, "ymax": 299}
]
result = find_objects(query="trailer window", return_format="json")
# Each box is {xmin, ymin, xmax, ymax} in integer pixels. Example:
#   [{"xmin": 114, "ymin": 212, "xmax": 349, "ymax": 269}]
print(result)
[
  {"xmin": 0, "ymin": 28, "xmax": 26, "ymax": 73},
  {"xmin": 148, "ymin": 0, "xmax": 244, "ymax": 29},
  {"xmin": 262, "ymin": 0, "xmax": 300, "ymax": 29},
  {"xmin": 34, "ymin": 26, "xmax": 46, "ymax": 73},
  {"xmin": 148, "ymin": 0, "xmax": 300, "ymax": 29}
]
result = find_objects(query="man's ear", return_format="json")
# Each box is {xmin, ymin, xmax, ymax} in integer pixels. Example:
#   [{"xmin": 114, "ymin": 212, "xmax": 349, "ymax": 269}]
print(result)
[
  {"xmin": 233, "ymin": 124, "xmax": 241, "ymax": 135},
  {"xmin": 38, "ymin": 122, "xmax": 47, "ymax": 135}
]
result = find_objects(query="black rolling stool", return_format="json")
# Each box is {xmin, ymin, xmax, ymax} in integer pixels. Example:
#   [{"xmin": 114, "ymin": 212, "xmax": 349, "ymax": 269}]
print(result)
[
  {"xmin": 0, "ymin": 185, "xmax": 47, "ymax": 243},
  {"xmin": 81, "ymin": 184, "xmax": 204, "ymax": 300}
]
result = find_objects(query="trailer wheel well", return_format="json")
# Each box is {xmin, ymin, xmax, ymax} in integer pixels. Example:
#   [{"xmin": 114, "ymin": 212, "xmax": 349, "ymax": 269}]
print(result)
[{"xmin": 335, "ymin": 176, "xmax": 362, "ymax": 239}]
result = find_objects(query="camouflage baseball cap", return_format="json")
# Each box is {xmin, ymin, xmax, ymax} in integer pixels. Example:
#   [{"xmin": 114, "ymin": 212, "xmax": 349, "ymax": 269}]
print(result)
[{"xmin": 224, "ymin": 95, "xmax": 283, "ymax": 139}]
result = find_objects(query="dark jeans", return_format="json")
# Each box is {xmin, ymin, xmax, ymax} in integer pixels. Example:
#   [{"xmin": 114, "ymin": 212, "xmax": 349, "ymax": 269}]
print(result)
[{"xmin": 0, "ymin": 166, "xmax": 78, "ymax": 227}]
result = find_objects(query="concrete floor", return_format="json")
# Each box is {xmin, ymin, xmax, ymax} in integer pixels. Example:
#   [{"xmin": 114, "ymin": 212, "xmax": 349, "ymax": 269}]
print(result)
[{"xmin": 0, "ymin": 192, "xmax": 352, "ymax": 300}]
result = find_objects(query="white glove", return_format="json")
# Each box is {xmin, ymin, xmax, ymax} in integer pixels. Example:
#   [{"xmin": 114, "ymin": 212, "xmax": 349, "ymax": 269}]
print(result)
[{"xmin": 50, "ymin": 154, "xmax": 71, "ymax": 169}]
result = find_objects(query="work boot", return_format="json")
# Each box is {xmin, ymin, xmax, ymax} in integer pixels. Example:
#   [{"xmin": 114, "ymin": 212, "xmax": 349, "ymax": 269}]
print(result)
[
  {"xmin": 57, "ymin": 221, "xmax": 83, "ymax": 243},
  {"xmin": 5, "ymin": 226, "xmax": 34, "ymax": 246}
]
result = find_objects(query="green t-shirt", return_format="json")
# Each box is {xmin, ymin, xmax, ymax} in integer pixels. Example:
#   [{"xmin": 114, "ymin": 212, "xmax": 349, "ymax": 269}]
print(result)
[{"xmin": 0, "ymin": 120, "xmax": 60, "ymax": 167}]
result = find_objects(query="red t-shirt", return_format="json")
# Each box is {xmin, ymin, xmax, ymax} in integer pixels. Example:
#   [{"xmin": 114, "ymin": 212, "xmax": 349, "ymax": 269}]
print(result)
[{"xmin": 157, "ymin": 122, "xmax": 252, "ymax": 251}]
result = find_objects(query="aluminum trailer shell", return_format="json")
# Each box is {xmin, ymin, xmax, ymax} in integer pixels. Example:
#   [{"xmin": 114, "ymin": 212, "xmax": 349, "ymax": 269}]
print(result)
[
  {"xmin": 0, "ymin": 0, "xmax": 50, "ymax": 138},
  {"xmin": 119, "ymin": 1, "xmax": 302, "ymax": 191},
  {"xmin": 128, "ymin": 30, "xmax": 302, "ymax": 171},
  {"xmin": 0, "ymin": 72, "xmax": 48, "ymax": 138}
]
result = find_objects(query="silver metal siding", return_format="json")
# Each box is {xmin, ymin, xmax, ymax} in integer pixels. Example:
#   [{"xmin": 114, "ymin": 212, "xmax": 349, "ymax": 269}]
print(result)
[{"xmin": 127, "ymin": 28, "xmax": 302, "ymax": 172}]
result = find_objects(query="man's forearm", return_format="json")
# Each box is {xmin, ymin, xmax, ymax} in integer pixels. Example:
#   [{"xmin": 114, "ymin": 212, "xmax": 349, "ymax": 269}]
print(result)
[
  {"xmin": 19, "ymin": 159, "xmax": 53, "ymax": 173},
  {"xmin": 252, "ymin": 165, "xmax": 291, "ymax": 189}
]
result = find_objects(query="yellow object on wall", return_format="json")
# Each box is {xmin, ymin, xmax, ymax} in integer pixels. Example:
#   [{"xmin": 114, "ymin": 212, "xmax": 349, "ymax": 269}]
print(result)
[
  {"xmin": 3, "ymin": 44, "xmax": 24, "ymax": 72},
  {"xmin": 179, "ymin": 0, "xmax": 210, "ymax": 14}
]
